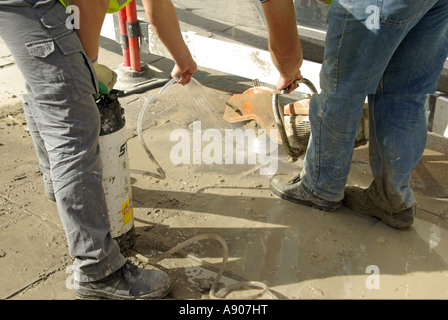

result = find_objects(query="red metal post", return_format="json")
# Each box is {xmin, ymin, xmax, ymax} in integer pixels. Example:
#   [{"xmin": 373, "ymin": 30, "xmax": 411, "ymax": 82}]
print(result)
[
  {"xmin": 118, "ymin": 7, "xmax": 130, "ymax": 67},
  {"xmin": 126, "ymin": 0, "xmax": 141, "ymax": 72}
]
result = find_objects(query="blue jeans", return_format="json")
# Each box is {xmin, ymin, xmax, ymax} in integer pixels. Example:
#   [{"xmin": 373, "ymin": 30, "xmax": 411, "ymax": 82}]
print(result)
[
  {"xmin": 300, "ymin": 0, "xmax": 448, "ymax": 210},
  {"xmin": 0, "ymin": 0, "xmax": 126, "ymax": 282}
]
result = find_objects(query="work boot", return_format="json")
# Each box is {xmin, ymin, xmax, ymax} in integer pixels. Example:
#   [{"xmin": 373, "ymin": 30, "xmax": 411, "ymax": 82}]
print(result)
[
  {"xmin": 270, "ymin": 174, "xmax": 341, "ymax": 212},
  {"xmin": 74, "ymin": 261, "xmax": 171, "ymax": 299},
  {"xmin": 343, "ymin": 182, "xmax": 415, "ymax": 229}
]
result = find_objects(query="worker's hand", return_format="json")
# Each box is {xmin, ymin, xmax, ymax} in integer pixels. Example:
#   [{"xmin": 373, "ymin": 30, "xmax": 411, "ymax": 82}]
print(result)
[
  {"xmin": 277, "ymin": 70, "xmax": 303, "ymax": 94},
  {"xmin": 92, "ymin": 59, "xmax": 117, "ymax": 94},
  {"xmin": 171, "ymin": 56, "xmax": 197, "ymax": 85}
]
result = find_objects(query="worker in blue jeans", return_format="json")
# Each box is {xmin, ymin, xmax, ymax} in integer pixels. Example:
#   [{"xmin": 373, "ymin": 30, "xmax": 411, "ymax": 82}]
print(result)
[
  {"xmin": 261, "ymin": 0, "xmax": 448, "ymax": 228},
  {"xmin": 0, "ymin": 0, "xmax": 197, "ymax": 299}
]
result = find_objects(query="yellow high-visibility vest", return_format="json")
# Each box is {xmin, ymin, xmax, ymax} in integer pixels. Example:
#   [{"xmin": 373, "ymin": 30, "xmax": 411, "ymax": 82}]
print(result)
[{"xmin": 59, "ymin": 0, "xmax": 133, "ymax": 14}]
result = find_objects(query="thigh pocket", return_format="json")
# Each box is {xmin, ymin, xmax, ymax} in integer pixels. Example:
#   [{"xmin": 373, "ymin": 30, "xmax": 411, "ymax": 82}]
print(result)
[
  {"xmin": 379, "ymin": 0, "xmax": 430, "ymax": 25},
  {"xmin": 25, "ymin": 31, "xmax": 97, "ymax": 102}
]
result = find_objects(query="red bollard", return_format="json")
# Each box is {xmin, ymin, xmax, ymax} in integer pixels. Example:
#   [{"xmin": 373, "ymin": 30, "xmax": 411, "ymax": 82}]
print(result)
[
  {"xmin": 114, "ymin": 0, "xmax": 169, "ymax": 95},
  {"xmin": 118, "ymin": 7, "xmax": 130, "ymax": 68},
  {"xmin": 125, "ymin": 0, "xmax": 141, "ymax": 72}
]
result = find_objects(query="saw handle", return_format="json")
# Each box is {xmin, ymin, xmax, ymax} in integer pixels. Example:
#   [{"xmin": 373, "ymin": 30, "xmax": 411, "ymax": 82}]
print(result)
[
  {"xmin": 281, "ymin": 78, "xmax": 318, "ymax": 95},
  {"xmin": 275, "ymin": 78, "xmax": 318, "ymax": 162}
]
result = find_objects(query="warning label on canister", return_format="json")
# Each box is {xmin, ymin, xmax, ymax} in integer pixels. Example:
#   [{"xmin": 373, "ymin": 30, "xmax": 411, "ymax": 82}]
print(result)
[{"xmin": 121, "ymin": 196, "xmax": 133, "ymax": 226}]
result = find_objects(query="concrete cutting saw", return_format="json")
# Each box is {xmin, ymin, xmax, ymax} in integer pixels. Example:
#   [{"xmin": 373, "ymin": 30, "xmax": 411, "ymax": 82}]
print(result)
[{"xmin": 223, "ymin": 79, "xmax": 368, "ymax": 162}]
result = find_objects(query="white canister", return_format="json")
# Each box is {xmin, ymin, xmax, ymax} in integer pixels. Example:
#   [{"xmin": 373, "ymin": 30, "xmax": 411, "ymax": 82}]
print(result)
[{"xmin": 99, "ymin": 124, "xmax": 135, "ymax": 251}]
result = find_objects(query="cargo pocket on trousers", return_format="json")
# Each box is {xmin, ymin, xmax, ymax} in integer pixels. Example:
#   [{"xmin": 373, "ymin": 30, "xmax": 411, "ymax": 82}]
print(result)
[
  {"xmin": 54, "ymin": 31, "xmax": 98, "ymax": 95},
  {"xmin": 25, "ymin": 31, "xmax": 97, "ymax": 101},
  {"xmin": 25, "ymin": 38, "xmax": 55, "ymax": 59},
  {"xmin": 25, "ymin": 37, "xmax": 70, "ymax": 88}
]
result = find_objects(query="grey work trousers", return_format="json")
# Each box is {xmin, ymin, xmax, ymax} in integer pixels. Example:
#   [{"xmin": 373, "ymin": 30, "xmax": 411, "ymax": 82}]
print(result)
[{"xmin": 0, "ymin": 0, "xmax": 126, "ymax": 282}]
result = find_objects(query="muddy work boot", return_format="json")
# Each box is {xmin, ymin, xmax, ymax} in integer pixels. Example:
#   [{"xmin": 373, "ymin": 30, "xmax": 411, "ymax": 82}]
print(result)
[
  {"xmin": 270, "ymin": 174, "xmax": 341, "ymax": 212},
  {"xmin": 343, "ymin": 182, "xmax": 415, "ymax": 229},
  {"xmin": 74, "ymin": 261, "xmax": 171, "ymax": 299}
]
